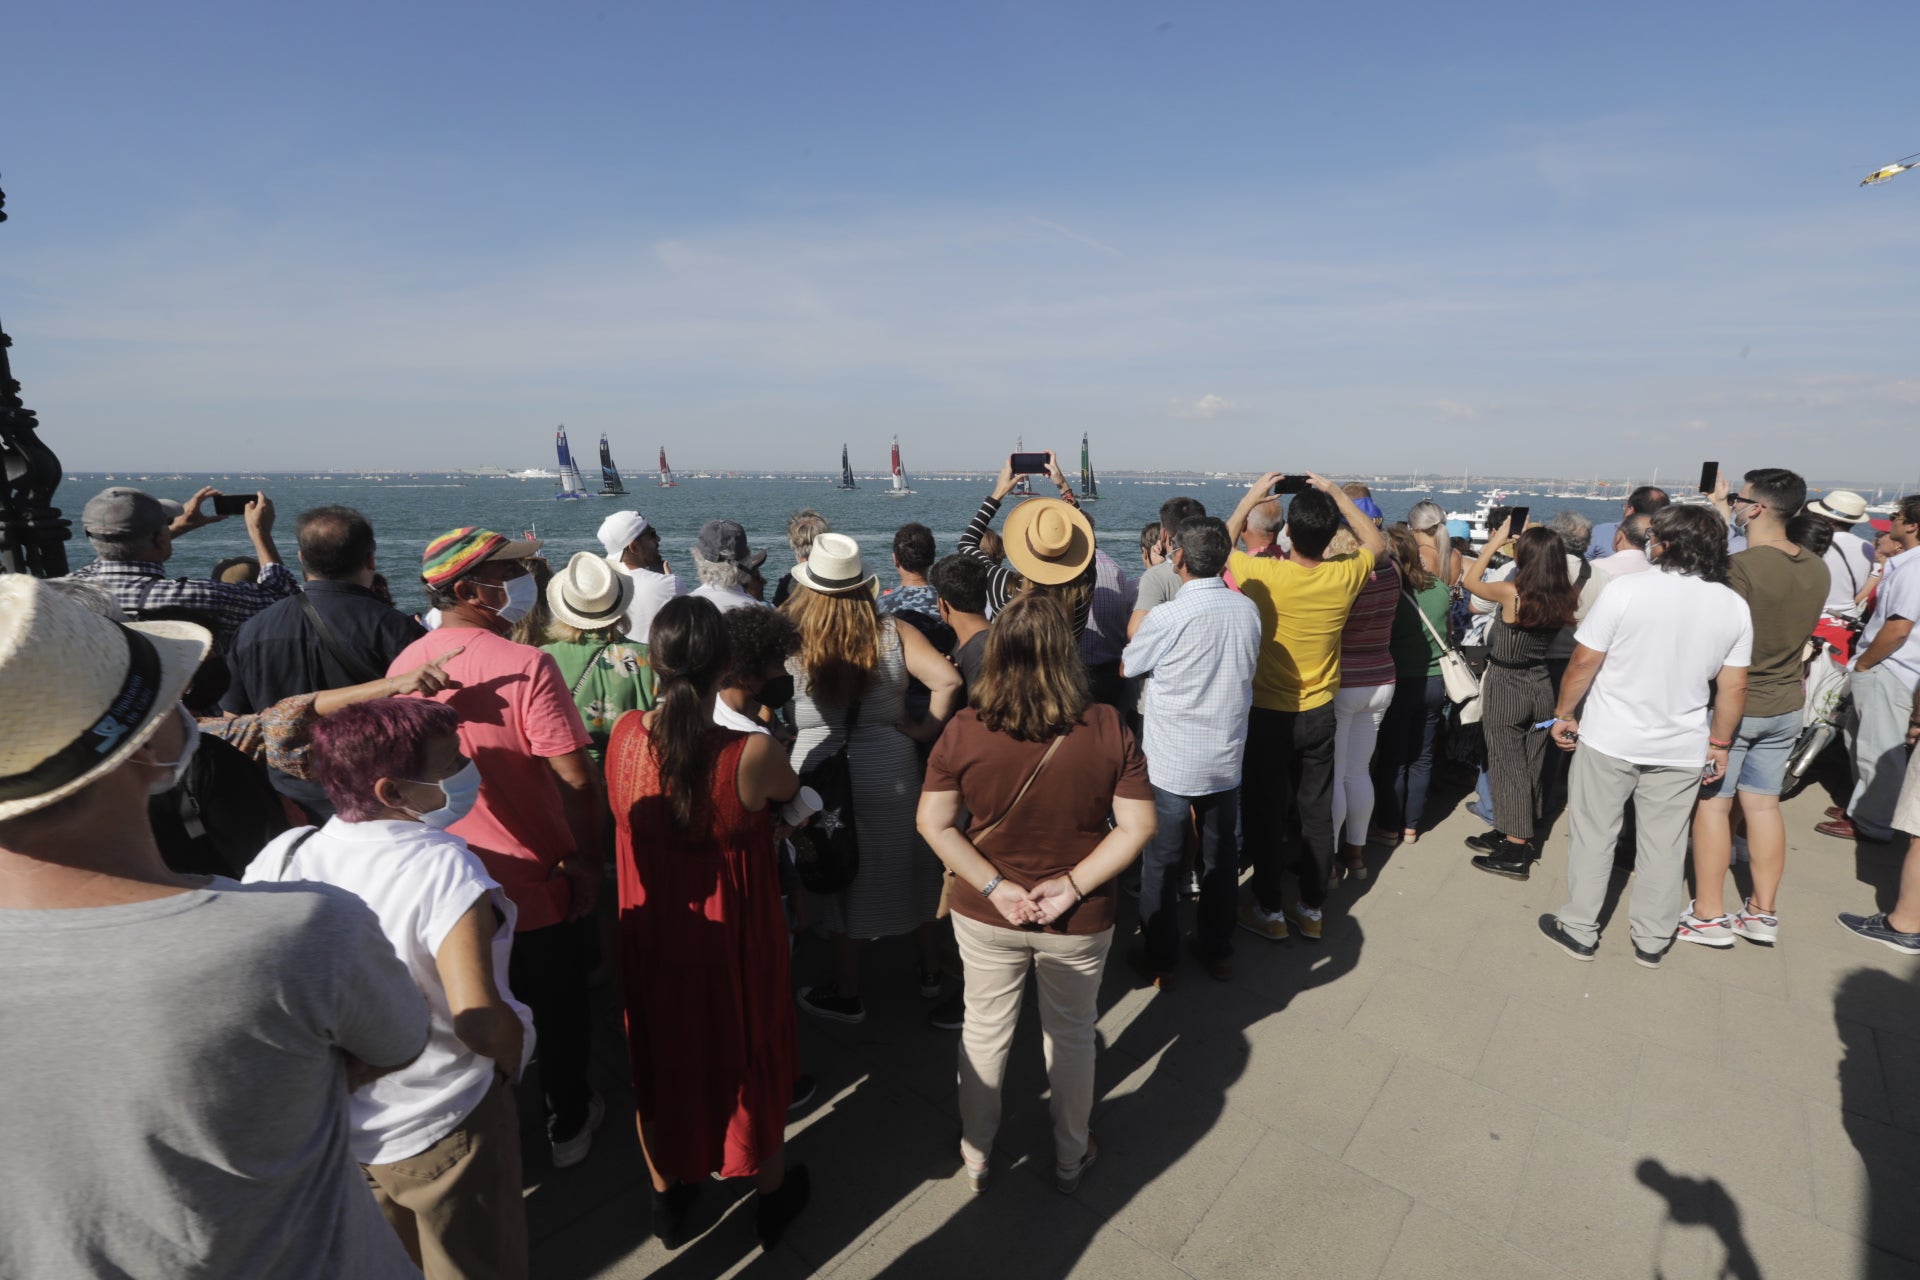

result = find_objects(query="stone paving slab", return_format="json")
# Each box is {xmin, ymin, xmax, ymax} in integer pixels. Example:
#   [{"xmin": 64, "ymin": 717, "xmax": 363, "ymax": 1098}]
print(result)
[{"xmin": 532, "ymin": 776, "xmax": 1920, "ymax": 1279}]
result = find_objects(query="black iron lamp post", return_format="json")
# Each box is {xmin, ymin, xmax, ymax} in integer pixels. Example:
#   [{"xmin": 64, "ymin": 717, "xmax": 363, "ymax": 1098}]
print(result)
[{"xmin": 0, "ymin": 178, "xmax": 73, "ymax": 577}]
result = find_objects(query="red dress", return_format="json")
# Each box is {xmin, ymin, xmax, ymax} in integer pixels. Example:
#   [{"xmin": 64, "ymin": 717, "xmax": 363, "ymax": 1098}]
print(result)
[{"xmin": 607, "ymin": 716, "xmax": 798, "ymax": 1181}]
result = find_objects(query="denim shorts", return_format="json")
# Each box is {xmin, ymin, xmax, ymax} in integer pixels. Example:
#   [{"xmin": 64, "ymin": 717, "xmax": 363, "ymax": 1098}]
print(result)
[{"xmin": 1703, "ymin": 711, "xmax": 1802, "ymax": 798}]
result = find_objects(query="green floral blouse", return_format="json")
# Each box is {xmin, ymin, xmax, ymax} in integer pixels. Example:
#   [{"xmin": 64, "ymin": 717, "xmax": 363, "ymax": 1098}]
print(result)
[{"xmin": 541, "ymin": 637, "xmax": 658, "ymax": 761}]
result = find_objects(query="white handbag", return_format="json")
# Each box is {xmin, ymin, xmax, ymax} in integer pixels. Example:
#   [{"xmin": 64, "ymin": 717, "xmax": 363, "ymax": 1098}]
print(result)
[{"xmin": 1404, "ymin": 592, "xmax": 1482, "ymax": 707}]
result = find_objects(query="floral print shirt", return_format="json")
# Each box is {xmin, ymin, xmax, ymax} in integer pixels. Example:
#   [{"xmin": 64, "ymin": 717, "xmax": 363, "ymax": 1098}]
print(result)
[{"xmin": 541, "ymin": 637, "xmax": 658, "ymax": 762}]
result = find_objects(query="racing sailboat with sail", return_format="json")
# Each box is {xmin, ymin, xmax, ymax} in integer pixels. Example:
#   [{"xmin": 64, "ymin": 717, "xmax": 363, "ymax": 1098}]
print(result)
[
  {"xmin": 1079, "ymin": 432, "xmax": 1100, "ymax": 500},
  {"xmin": 553, "ymin": 428, "xmax": 591, "ymax": 501},
  {"xmin": 837, "ymin": 443, "xmax": 858, "ymax": 490},
  {"xmin": 598, "ymin": 434, "xmax": 627, "ymax": 496},
  {"xmin": 657, "ymin": 447, "xmax": 678, "ymax": 488},
  {"xmin": 887, "ymin": 435, "xmax": 914, "ymax": 497}
]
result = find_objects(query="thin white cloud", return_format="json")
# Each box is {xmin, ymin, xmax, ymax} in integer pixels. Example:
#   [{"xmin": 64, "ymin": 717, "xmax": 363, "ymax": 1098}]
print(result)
[{"xmin": 1173, "ymin": 393, "xmax": 1246, "ymax": 421}]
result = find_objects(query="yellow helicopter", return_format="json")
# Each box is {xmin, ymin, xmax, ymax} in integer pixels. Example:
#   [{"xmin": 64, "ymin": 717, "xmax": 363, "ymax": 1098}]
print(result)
[{"xmin": 1861, "ymin": 152, "xmax": 1919, "ymax": 186}]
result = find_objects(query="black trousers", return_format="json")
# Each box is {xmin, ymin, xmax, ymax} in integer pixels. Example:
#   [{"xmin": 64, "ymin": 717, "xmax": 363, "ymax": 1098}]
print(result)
[
  {"xmin": 1242, "ymin": 703, "xmax": 1339, "ymax": 911},
  {"xmin": 508, "ymin": 918, "xmax": 594, "ymax": 1138}
]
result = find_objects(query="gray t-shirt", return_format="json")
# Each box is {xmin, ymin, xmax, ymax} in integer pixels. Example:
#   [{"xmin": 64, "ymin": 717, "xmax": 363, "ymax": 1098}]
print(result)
[
  {"xmin": 0, "ymin": 880, "xmax": 429, "ymax": 1279},
  {"xmin": 1133, "ymin": 561, "xmax": 1182, "ymax": 614}
]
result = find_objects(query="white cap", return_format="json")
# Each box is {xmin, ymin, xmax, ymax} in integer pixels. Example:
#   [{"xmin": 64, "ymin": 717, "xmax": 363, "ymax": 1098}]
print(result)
[{"xmin": 596, "ymin": 510, "xmax": 650, "ymax": 559}]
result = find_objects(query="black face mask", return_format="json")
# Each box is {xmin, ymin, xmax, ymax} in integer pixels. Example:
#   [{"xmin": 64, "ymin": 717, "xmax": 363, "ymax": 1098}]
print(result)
[{"xmin": 758, "ymin": 673, "xmax": 796, "ymax": 710}]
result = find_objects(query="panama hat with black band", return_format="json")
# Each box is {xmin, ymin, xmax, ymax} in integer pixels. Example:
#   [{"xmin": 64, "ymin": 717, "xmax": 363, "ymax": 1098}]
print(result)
[
  {"xmin": 547, "ymin": 551, "xmax": 637, "ymax": 631},
  {"xmin": 789, "ymin": 533, "xmax": 880, "ymax": 597},
  {"xmin": 0, "ymin": 577, "xmax": 211, "ymax": 821}
]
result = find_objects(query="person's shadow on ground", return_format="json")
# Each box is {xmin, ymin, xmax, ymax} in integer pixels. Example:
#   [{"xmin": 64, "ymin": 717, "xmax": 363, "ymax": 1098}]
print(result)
[
  {"xmin": 1835, "ymin": 968, "xmax": 1920, "ymax": 1279},
  {"xmin": 1634, "ymin": 1158, "xmax": 1760, "ymax": 1280}
]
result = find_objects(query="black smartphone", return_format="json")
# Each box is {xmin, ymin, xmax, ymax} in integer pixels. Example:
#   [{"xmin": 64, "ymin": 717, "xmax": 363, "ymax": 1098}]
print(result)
[
  {"xmin": 1010, "ymin": 452, "xmax": 1050, "ymax": 475},
  {"xmin": 1506, "ymin": 505, "xmax": 1531, "ymax": 531},
  {"xmin": 1699, "ymin": 461, "xmax": 1717, "ymax": 494},
  {"xmin": 1268, "ymin": 475, "xmax": 1310, "ymax": 496},
  {"xmin": 211, "ymin": 493, "xmax": 254, "ymax": 517}
]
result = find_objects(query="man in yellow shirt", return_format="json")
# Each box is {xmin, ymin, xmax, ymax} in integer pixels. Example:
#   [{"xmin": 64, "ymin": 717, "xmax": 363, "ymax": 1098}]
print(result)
[{"xmin": 1225, "ymin": 472, "xmax": 1389, "ymax": 941}]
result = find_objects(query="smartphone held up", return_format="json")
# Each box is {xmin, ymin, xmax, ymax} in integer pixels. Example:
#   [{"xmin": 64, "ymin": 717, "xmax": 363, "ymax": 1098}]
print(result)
[
  {"xmin": 1010, "ymin": 452, "xmax": 1050, "ymax": 476},
  {"xmin": 211, "ymin": 493, "xmax": 255, "ymax": 518},
  {"xmin": 1267, "ymin": 475, "xmax": 1310, "ymax": 496}
]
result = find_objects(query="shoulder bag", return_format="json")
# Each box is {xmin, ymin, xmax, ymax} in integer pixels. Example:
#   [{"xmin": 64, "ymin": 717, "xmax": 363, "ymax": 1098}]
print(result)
[
  {"xmin": 298, "ymin": 591, "xmax": 383, "ymax": 685},
  {"xmin": 1405, "ymin": 591, "xmax": 1482, "ymax": 708},
  {"xmin": 790, "ymin": 697, "xmax": 863, "ymax": 894}
]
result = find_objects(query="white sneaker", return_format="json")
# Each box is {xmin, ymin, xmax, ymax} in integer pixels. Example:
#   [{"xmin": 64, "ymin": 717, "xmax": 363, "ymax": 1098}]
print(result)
[
  {"xmin": 1676, "ymin": 902, "xmax": 1736, "ymax": 949},
  {"xmin": 550, "ymin": 1091, "xmax": 606, "ymax": 1169},
  {"xmin": 1732, "ymin": 899, "xmax": 1779, "ymax": 947}
]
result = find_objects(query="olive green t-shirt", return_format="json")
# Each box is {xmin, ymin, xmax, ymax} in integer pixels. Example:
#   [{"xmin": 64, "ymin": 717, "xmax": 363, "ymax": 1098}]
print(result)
[{"xmin": 1725, "ymin": 544, "xmax": 1828, "ymax": 718}]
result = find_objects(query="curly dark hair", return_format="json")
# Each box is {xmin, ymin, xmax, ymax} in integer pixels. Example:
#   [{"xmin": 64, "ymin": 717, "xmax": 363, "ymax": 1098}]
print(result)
[
  {"xmin": 722, "ymin": 602, "xmax": 800, "ymax": 689},
  {"xmin": 1649, "ymin": 505, "xmax": 1730, "ymax": 583}
]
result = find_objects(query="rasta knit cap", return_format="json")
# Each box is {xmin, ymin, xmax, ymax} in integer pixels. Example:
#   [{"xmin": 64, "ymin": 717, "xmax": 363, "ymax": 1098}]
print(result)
[{"xmin": 421, "ymin": 527, "xmax": 543, "ymax": 587}]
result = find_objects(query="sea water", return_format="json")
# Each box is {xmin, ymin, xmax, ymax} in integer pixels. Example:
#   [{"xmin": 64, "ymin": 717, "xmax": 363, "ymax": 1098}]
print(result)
[{"xmin": 57, "ymin": 473, "xmax": 1634, "ymax": 614}]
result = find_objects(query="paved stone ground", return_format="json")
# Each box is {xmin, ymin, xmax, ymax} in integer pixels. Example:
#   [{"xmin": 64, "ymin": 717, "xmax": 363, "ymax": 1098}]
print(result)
[{"xmin": 522, "ymin": 765, "xmax": 1920, "ymax": 1280}]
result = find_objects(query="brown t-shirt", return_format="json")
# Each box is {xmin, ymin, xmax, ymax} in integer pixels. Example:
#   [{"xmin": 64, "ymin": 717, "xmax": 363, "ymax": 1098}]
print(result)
[
  {"xmin": 1726, "ymin": 544, "xmax": 1829, "ymax": 718},
  {"xmin": 923, "ymin": 704, "xmax": 1151, "ymax": 935}
]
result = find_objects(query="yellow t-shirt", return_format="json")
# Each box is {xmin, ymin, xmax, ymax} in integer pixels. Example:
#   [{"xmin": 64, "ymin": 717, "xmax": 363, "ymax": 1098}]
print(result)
[{"xmin": 1228, "ymin": 548, "xmax": 1376, "ymax": 712}]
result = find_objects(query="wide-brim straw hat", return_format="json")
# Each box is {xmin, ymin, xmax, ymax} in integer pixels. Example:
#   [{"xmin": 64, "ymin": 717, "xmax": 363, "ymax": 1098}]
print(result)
[
  {"xmin": 789, "ymin": 532, "xmax": 880, "ymax": 597},
  {"xmin": 547, "ymin": 551, "xmax": 637, "ymax": 631},
  {"xmin": 1808, "ymin": 490, "xmax": 1869, "ymax": 524},
  {"xmin": 0, "ymin": 577, "xmax": 210, "ymax": 821},
  {"xmin": 1003, "ymin": 497, "xmax": 1095, "ymax": 585}
]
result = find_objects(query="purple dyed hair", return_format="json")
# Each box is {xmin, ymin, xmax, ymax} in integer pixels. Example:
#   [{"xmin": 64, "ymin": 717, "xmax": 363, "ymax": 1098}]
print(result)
[{"xmin": 309, "ymin": 698, "xmax": 462, "ymax": 822}]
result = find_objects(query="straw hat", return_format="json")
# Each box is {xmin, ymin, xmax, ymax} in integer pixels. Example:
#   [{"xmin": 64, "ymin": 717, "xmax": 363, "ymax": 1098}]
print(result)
[
  {"xmin": 789, "ymin": 532, "xmax": 879, "ymax": 596},
  {"xmin": 0, "ymin": 577, "xmax": 210, "ymax": 821},
  {"xmin": 1002, "ymin": 497, "xmax": 1095, "ymax": 585},
  {"xmin": 1807, "ymin": 490, "xmax": 1868, "ymax": 525},
  {"xmin": 547, "ymin": 551, "xmax": 637, "ymax": 632}
]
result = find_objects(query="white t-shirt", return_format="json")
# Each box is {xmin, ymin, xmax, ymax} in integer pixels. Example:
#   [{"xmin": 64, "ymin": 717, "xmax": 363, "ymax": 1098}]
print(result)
[
  {"xmin": 245, "ymin": 819, "xmax": 536, "ymax": 1166},
  {"xmin": 689, "ymin": 583, "xmax": 767, "ymax": 614},
  {"xmin": 1573, "ymin": 569, "xmax": 1753, "ymax": 768},
  {"xmin": 713, "ymin": 698, "xmax": 771, "ymax": 735},
  {"xmin": 1860, "ymin": 545, "xmax": 1920, "ymax": 690},
  {"xmin": 1823, "ymin": 530, "xmax": 1873, "ymax": 619},
  {"xmin": 609, "ymin": 558, "xmax": 686, "ymax": 643}
]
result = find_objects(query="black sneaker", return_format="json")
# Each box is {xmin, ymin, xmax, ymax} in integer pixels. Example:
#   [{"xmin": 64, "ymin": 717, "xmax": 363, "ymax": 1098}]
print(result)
[
  {"xmin": 917, "ymin": 968, "xmax": 944, "ymax": 999},
  {"xmin": 1633, "ymin": 940, "xmax": 1671, "ymax": 970},
  {"xmin": 788, "ymin": 1074, "xmax": 817, "ymax": 1113},
  {"xmin": 928, "ymin": 993, "xmax": 965, "ymax": 1030},
  {"xmin": 1471, "ymin": 847, "xmax": 1534, "ymax": 881},
  {"xmin": 797, "ymin": 986, "xmax": 866, "ymax": 1024},
  {"xmin": 1463, "ymin": 830, "xmax": 1511, "ymax": 855},
  {"xmin": 1537, "ymin": 914, "xmax": 1597, "ymax": 962}
]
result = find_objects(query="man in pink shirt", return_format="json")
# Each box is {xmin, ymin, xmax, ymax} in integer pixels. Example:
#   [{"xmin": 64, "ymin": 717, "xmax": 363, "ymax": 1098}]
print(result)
[{"xmin": 389, "ymin": 527, "xmax": 606, "ymax": 1167}]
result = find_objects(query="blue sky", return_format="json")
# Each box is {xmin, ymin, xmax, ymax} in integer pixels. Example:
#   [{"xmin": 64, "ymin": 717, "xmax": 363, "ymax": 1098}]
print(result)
[{"xmin": 6, "ymin": 0, "xmax": 1919, "ymax": 480}]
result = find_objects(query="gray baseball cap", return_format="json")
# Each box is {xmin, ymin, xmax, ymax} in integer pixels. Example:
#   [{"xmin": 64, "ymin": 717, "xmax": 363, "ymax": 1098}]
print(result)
[
  {"xmin": 696, "ymin": 519, "xmax": 766, "ymax": 569},
  {"xmin": 81, "ymin": 487, "xmax": 185, "ymax": 540}
]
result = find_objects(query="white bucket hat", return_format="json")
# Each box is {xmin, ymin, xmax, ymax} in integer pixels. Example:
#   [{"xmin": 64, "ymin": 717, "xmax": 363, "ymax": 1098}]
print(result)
[
  {"xmin": 1807, "ymin": 489, "xmax": 1869, "ymax": 524},
  {"xmin": 0, "ymin": 577, "xmax": 210, "ymax": 821},
  {"xmin": 789, "ymin": 532, "xmax": 879, "ymax": 597},
  {"xmin": 546, "ymin": 552, "xmax": 637, "ymax": 632}
]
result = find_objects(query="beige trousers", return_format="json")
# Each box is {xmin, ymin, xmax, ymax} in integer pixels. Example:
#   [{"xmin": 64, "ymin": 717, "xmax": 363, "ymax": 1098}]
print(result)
[
  {"xmin": 364, "ymin": 1073, "xmax": 528, "ymax": 1280},
  {"xmin": 952, "ymin": 912, "xmax": 1112, "ymax": 1170}
]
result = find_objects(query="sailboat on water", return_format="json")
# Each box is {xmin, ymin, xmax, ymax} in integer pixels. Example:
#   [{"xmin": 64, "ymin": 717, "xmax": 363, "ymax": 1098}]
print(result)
[
  {"xmin": 1012, "ymin": 436, "xmax": 1033, "ymax": 496},
  {"xmin": 1079, "ymin": 432, "xmax": 1101, "ymax": 501},
  {"xmin": 887, "ymin": 436, "xmax": 914, "ymax": 497},
  {"xmin": 837, "ymin": 443, "xmax": 858, "ymax": 490},
  {"xmin": 657, "ymin": 447, "xmax": 678, "ymax": 488},
  {"xmin": 598, "ymin": 434, "xmax": 627, "ymax": 496},
  {"xmin": 553, "ymin": 428, "xmax": 592, "ymax": 501}
]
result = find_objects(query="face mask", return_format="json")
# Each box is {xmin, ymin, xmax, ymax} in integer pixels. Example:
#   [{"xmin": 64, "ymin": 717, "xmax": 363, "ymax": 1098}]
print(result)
[
  {"xmin": 146, "ymin": 705, "xmax": 202, "ymax": 796},
  {"xmin": 1730, "ymin": 501, "xmax": 1752, "ymax": 533},
  {"xmin": 758, "ymin": 673, "xmax": 796, "ymax": 709},
  {"xmin": 398, "ymin": 759, "xmax": 481, "ymax": 829},
  {"xmin": 478, "ymin": 574, "xmax": 537, "ymax": 624}
]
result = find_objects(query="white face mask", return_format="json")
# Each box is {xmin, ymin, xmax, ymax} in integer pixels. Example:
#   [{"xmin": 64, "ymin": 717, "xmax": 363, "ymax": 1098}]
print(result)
[
  {"xmin": 397, "ymin": 759, "xmax": 481, "ymax": 829},
  {"xmin": 479, "ymin": 574, "xmax": 538, "ymax": 624},
  {"xmin": 146, "ymin": 705, "xmax": 202, "ymax": 796}
]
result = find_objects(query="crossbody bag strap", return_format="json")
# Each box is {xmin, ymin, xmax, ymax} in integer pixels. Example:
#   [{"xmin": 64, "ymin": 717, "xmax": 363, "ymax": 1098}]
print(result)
[
  {"xmin": 275, "ymin": 826, "xmax": 324, "ymax": 881},
  {"xmin": 570, "ymin": 642, "xmax": 615, "ymax": 697},
  {"xmin": 973, "ymin": 733, "xmax": 1067, "ymax": 846},
  {"xmin": 1404, "ymin": 591, "xmax": 1454, "ymax": 652},
  {"xmin": 297, "ymin": 591, "xmax": 382, "ymax": 685}
]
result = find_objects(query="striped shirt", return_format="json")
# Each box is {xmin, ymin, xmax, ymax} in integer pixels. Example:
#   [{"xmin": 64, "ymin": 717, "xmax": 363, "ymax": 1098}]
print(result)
[
  {"xmin": 1120, "ymin": 576, "xmax": 1262, "ymax": 796},
  {"xmin": 1338, "ymin": 560, "xmax": 1402, "ymax": 690}
]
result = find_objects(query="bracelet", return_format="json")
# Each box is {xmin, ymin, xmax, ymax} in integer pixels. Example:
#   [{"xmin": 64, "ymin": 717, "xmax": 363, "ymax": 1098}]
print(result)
[
  {"xmin": 980, "ymin": 874, "xmax": 1003, "ymax": 898},
  {"xmin": 1066, "ymin": 871, "xmax": 1085, "ymax": 902},
  {"xmin": 1708, "ymin": 738, "xmax": 1734, "ymax": 749}
]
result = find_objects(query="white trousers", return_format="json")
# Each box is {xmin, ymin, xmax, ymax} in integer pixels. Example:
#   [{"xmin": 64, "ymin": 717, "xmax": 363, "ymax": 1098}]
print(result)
[{"xmin": 1331, "ymin": 682, "xmax": 1396, "ymax": 846}]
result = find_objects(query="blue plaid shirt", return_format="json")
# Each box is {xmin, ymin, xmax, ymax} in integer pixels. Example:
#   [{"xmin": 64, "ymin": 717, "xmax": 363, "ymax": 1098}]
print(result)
[
  {"xmin": 68, "ymin": 558, "xmax": 298, "ymax": 650},
  {"xmin": 1120, "ymin": 576, "xmax": 1262, "ymax": 796}
]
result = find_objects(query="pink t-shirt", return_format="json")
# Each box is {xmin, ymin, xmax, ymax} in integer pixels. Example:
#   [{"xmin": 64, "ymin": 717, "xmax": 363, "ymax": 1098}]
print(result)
[{"xmin": 388, "ymin": 626, "xmax": 591, "ymax": 932}]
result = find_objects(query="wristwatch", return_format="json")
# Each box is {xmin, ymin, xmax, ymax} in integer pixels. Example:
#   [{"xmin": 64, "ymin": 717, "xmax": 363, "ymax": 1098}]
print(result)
[{"xmin": 980, "ymin": 875, "xmax": 1004, "ymax": 897}]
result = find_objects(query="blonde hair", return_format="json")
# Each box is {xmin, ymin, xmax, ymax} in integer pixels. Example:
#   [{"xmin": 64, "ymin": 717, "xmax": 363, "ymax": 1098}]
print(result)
[
  {"xmin": 783, "ymin": 585, "xmax": 882, "ymax": 707},
  {"xmin": 1021, "ymin": 575, "xmax": 1091, "ymax": 626},
  {"xmin": 1388, "ymin": 524, "xmax": 1435, "ymax": 591},
  {"xmin": 1326, "ymin": 527, "xmax": 1360, "ymax": 557},
  {"xmin": 973, "ymin": 594, "xmax": 1089, "ymax": 742}
]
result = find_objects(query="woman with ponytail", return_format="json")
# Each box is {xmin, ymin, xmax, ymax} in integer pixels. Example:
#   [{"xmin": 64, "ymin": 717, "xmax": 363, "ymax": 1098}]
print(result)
[{"xmin": 605, "ymin": 596, "xmax": 812, "ymax": 1251}]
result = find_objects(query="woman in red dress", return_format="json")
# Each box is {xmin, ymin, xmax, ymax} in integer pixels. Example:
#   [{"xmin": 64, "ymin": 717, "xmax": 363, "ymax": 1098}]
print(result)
[{"xmin": 606, "ymin": 596, "xmax": 810, "ymax": 1251}]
